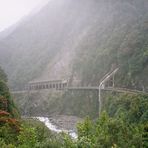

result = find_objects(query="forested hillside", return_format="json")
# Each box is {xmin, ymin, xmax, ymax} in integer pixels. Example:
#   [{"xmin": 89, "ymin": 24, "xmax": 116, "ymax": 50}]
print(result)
[
  {"xmin": 0, "ymin": 66, "xmax": 19, "ymax": 117},
  {"xmin": 0, "ymin": 66, "xmax": 148, "ymax": 147},
  {"xmin": 0, "ymin": 0, "xmax": 148, "ymax": 91}
]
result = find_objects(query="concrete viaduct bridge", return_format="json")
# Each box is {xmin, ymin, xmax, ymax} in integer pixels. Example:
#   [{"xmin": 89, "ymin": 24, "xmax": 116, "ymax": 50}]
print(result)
[
  {"xmin": 26, "ymin": 79, "xmax": 68, "ymax": 91},
  {"xmin": 26, "ymin": 68, "xmax": 118, "ymax": 91},
  {"xmin": 19, "ymin": 68, "xmax": 146, "ymax": 95},
  {"xmin": 12, "ymin": 68, "xmax": 147, "ymax": 116}
]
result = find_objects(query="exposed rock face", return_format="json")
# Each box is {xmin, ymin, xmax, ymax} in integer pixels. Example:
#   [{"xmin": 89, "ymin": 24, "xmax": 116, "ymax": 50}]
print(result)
[{"xmin": 12, "ymin": 89, "xmax": 99, "ymax": 118}]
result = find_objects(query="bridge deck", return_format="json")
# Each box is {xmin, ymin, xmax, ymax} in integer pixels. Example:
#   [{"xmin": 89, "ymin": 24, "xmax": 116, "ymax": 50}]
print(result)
[
  {"xmin": 67, "ymin": 87, "xmax": 99, "ymax": 90},
  {"xmin": 68, "ymin": 87, "xmax": 147, "ymax": 94},
  {"xmin": 11, "ymin": 87, "xmax": 147, "ymax": 95}
]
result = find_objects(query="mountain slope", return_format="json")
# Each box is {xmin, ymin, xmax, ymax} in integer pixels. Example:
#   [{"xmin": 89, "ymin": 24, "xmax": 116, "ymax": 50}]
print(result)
[{"xmin": 0, "ymin": 0, "xmax": 148, "ymax": 91}]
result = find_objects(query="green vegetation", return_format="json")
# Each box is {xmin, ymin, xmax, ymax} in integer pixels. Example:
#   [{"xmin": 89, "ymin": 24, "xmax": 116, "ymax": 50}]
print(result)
[
  {"xmin": 0, "ymin": 118, "xmax": 72, "ymax": 148},
  {"xmin": 73, "ymin": 18, "xmax": 148, "ymax": 90},
  {"xmin": 0, "ymin": 66, "xmax": 19, "ymax": 117},
  {"xmin": 2, "ymin": 68, "xmax": 148, "ymax": 147},
  {"xmin": 76, "ymin": 113, "xmax": 144, "ymax": 148},
  {"xmin": 105, "ymin": 94, "xmax": 148, "ymax": 124},
  {"xmin": 0, "ymin": 66, "xmax": 70, "ymax": 147},
  {"xmin": 21, "ymin": 94, "xmax": 148, "ymax": 147},
  {"xmin": 75, "ymin": 93, "xmax": 148, "ymax": 148},
  {"xmin": 0, "ymin": 67, "xmax": 7, "ymax": 82},
  {"xmin": 0, "ymin": 66, "xmax": 19, "ymax": 146},
  {"xmin": 0, "ymin": 0, "xmax": 148, "ymax": 147}
]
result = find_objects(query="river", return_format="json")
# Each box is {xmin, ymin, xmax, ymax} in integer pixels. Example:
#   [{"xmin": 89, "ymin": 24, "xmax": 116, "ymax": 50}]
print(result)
[{"xmin": 34, "ymin": 117, "xmax": 78, "ymax": 139}]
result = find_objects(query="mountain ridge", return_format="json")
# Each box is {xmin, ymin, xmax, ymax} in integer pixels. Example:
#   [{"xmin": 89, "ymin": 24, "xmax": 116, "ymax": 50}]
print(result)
[{"xmin": 0, "ymin": 0, "xmax": 148, "ymax": 91}]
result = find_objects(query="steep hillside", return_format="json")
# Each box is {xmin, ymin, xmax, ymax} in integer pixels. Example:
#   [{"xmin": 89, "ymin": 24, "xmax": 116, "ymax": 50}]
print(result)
[
  {"xmin": 0, "ymin": 66, "xmax": 19, "ymax": 117},
  {"xmin": 12, "ymin": 89, "xmax": 99, "ymax": 118},
  {"xmin": 0, "ymin": 0, "xmax": 148, "ymax": 91}
]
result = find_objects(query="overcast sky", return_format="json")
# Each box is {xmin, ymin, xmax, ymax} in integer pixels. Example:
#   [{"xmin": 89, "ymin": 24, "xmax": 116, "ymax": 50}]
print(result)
[{"xmin": 0, "ymin": 0, "xmax": 49, "ymax": 32}]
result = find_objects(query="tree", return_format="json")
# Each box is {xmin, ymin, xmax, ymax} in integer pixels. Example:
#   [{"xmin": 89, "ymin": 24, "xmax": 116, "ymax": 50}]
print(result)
[{"xmin": 0, "ymin": 66, "xmax": 7, "ymax": 82}]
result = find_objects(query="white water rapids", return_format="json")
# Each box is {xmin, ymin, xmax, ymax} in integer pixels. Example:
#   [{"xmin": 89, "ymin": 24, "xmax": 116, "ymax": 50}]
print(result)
[{"xmin": 35, "ymin": 117, "xmax": 78, "ymax": 139}]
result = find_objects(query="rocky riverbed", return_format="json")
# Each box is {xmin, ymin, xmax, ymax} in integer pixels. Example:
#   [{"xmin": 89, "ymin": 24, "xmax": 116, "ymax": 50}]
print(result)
[
  {"xmin": 35, "ymin": 115, "xmax": 83, "ymax": 139},
  {"xmin": 49, "ymin": 115, "xmax": 83, "ymax": 132}
]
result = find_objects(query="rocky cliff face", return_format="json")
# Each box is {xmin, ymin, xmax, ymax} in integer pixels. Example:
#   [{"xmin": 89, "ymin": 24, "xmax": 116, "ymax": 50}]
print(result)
[{"xmin": 0, "ymin": 0, "xmax": 148, "ymax": 90}]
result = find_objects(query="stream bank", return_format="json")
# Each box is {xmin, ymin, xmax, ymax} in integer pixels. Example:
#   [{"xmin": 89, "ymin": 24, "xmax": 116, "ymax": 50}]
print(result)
[{"xmin": 28, "ymin": 115, "xmax": 83, "ymax": 139}]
